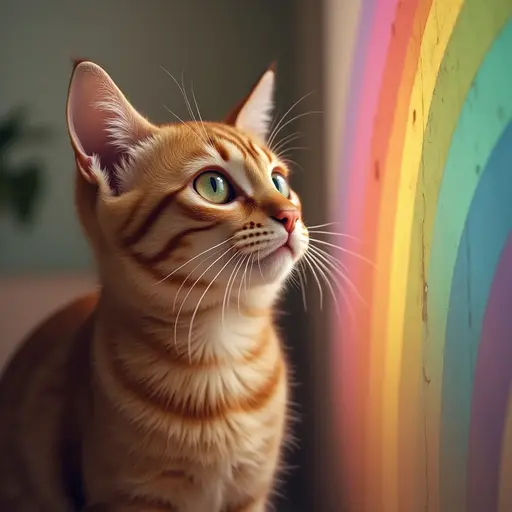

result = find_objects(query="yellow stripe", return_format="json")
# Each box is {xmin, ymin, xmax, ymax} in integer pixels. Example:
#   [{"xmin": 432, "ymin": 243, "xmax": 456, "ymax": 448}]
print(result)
[
  {"xmin": 381, "ymin": 2, "xmax": 464, "ymax": 511},
  {"xmin": 498, "ymin": 390, "xmax": 512, "ymax": 512}
]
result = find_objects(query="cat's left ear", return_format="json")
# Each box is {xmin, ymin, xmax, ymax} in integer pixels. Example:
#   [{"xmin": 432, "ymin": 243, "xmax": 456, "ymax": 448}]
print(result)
[{"xmin": 225, "ymin": 63, "xmax": 275, "ymax": 142}]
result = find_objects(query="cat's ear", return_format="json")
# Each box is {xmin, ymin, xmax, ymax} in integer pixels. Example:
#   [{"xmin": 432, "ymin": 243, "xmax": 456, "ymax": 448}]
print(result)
[
  {"xmin": 66, "ymin": 60, "xmax": 157, "ymax": 194},
  {"xmin": 225, "ymin": 63, "xmax": 275, "ymax": 142}
]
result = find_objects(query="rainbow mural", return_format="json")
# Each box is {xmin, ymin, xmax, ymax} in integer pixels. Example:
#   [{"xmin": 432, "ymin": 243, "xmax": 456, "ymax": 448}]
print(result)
[{"xmin": 334, "ymin": 0, "xmax": 512, "ymax": 511}]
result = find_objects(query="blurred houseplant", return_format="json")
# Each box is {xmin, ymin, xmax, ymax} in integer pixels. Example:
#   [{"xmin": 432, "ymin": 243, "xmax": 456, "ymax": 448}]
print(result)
[{"xmin": 0, "ymin": 108, "xmax": 50, "ymax": 226}]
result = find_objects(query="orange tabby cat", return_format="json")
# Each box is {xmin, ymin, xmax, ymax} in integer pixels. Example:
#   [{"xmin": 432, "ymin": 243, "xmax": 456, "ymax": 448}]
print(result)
[{"xmin": 0, "ymin": 60, "xmax": 309, "ymax": 511}]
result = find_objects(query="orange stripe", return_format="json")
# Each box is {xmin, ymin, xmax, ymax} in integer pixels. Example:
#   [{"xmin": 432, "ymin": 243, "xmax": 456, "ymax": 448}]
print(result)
[
  {"xmin": 138, "ymin": 223, "xmax": 219, "ymax": 265},
  {"xmin": 212, "ymin": 139, "xmax": 230, "ymax": 161},
  {"xmin": 119, "ymin": 194, "xmax": 144, "ymax": 233},
  {"xmin": 137, "ymin": 318, "xmax": 272, "ymax": 369},
  {"xmin": 106, "ymin": 336, "xmax": 283, "ymax": 421},
  {"xmin": 129, "ymin": 250, "xmax": 211, "ymax": 288},
  {"xmin": 122, "ymin": 188, "xmax": 185, "ymax": 247}
]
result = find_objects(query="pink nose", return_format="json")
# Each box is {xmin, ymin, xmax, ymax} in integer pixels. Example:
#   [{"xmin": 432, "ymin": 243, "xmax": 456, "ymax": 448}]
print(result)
[{"xmin": 272, "ymin": 209, "xmax": 300, "ymax": 233}]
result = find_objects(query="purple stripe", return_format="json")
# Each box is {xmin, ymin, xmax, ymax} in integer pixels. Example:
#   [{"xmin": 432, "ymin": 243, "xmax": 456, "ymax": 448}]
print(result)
[
  {"xmin": 336, "ymin": 0, "xmax": 377, "ymax": 226},
  {"xmin": 467, "ymin": 235, "xmax": 512, "ymax": 512}
]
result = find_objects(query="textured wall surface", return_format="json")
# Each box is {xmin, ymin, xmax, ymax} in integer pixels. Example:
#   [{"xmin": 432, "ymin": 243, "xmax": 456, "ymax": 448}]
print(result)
[{"xmin": 331, "ymin": 0, "xmax": 512, "ymax": 511}]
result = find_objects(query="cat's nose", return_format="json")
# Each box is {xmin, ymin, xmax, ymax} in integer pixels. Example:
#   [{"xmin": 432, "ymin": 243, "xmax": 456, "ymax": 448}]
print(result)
[{"xmin": 272, "ymin": 209, "xmax": 300, "ymax": 233}]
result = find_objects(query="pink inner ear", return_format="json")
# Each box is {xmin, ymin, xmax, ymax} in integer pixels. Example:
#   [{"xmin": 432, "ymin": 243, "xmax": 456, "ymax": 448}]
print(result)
[{"xmin": 67, "ymin": 63, "xmax": 153, "ymax": 194}]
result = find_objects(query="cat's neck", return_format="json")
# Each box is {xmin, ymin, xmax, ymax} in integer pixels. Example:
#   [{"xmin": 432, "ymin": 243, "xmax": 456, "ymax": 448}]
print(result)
[{"xmin": 94, "ymin": 284, "xmax": 280, "ymax": 365}]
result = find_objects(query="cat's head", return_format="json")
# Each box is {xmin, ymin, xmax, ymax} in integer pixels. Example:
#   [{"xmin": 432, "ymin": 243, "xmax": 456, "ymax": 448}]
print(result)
[{"xmin": 66, "ymin": 61, "xmax": 309, "ymax": 312}]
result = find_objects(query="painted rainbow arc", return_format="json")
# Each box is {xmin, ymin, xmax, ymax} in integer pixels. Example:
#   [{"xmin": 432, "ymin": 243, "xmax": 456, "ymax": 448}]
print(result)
[{"xmin": 333, "ymin": 0, "xmax": 512, "ymax": 511}]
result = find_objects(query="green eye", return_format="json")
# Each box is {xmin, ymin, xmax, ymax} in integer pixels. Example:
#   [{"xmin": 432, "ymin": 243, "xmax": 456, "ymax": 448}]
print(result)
[
  {"xmin": 194, "ymin": 171, "xmax": 234, "ymax": 204},
  {"xmin": 271, "ymin": 172, "xmax": 290, "ymax": 198}
]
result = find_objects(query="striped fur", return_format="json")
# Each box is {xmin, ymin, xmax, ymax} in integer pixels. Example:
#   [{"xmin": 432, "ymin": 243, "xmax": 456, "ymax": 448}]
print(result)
[{"xmin": 0, "ymin": 62, "xmax": 308, "ymax": 511}]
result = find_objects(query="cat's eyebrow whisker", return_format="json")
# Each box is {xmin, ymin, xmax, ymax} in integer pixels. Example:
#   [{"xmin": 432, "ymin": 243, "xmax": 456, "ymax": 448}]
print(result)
[
  {"xmin": 307, "ymin": 238, "xmax": 375, "ymax": 267},
  {"xmin": 190, "ymin": 81, "xmax": 210, "ymax": 147},
  {"xmin": 271, "ymin": 132, "xmax": 304, "ymax": 156},
  {"xmin": 163, "ymin": 105, "xmax": 206, "ymax": 145},
  {"xmin": 180, "ymin": 70, "xmax": 198, "ymax": 124},
  {"xmin": 267, "ymin": 90, "xmax": 316, "ymax": 148},
  {"xmin": 276, "ymin": 147, "xmax": 310, "ymax": 160},
  {"xmin": 268, "ymin": 110, "xmax": 323, "ymax": 150},
  {"xmin": 156, "ymin": 235, "xmax": 235, "ymax": 286},
  {"xmin": 160, "ymin": 65, "xmax": 197, "ymax": 122},
  {"xmin": 187, "ymin": 251, "xmax": 240, "ymax": 362},
  {"xmin": 307, "ymin": 244, "xmax": 366, "ymax": 304},
  {"xmin": 279, "ymin": 157, "xmax": 305, "ymax": 173}
]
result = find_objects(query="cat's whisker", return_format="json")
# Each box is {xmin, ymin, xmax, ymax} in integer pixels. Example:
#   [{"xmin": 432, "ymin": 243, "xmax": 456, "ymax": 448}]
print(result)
[
  {"xmin": 307, "ymin": 244, "xmax": 366, "ymax": 304},
  {"xmin": 303, "ymin": 251, "xmax": 341, "ymax": 320},
  {"xmin": 190, "ymin": 81, "xmax": 210, "ymax": 147},
  {"xmin": 307, "ymin": 221, "xmax": 340, "ymax": 230},
  {"xmin": 180, "ymin": 71, "xmax": 198, "ymax": 123},
  {"xmin": 297, "ymin": 260, "xmax": 308, "ymax": 311},
  {"xmin": 160, "ymin": 66, "xmax": 197, "ymax": 122},
  {"xmin": 268, "ymin": 110, "xmax": 323, "ymax": 150},
  {"xmin": 163, "ymin": 105, "xmax": 205, "ymax": 145},
  {"xmin": 267, "ymin": 90, "xmax": 315, "ymax": 148},
  {"xmin": 157, "ymin": 235, "xmax": 235, "ymax": 286},
  {"xmin": 271, "ymin": 132, "xmax": 304, "ymax": 156},
  {"xmin": 245, "ymin": 254, "xmax": 255, "ymax": 297},
  {"xmin": 301, "ymin": 252, "xmax": 324, "ymax": 310},
  {"xmin": 222, "ymin": 254, "xmax": 245, "ymax": 328},
  {"xmin": 276, "ymin": 146, "xmax": 310, "ymax": 159},
  {"xmin": 257, "ymin": 248, "xmax": 267, "ymax": 284},
  {"xmin": 279, "ymin": 157, "xmax": 305, "ymax": 173},
  {"xmin": 173, "ymin": 246, "xmax": 235, "ymax": 348},
  {"xmin": 307, "ymin": 238, "xmax": 375, "ymax": 267},
  {"xmin": 307, "ymin": 230, "xmax": 360, "ymax": 242},
  {"xmin": 172, "ymin": 249, "xmax": 224, "ymax": 314},
  {"xmin": 187, "ymin": 251, "xmax": 240, "ymax": 362},
  {"xmin": 238, "ymin": 254, "xmax": 253, "ymax": 314}
]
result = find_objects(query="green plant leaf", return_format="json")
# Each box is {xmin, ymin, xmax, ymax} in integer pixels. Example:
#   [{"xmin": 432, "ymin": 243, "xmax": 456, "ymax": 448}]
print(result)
[{"xmin": 7, "ymin": 163, "xmax": 43, "ymax": 224}]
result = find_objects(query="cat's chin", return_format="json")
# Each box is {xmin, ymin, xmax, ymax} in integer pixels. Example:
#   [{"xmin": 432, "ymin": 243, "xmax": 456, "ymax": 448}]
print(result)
[{"xmin": 254, "ymin": 245, "xmax": 296, "ymax": 283}]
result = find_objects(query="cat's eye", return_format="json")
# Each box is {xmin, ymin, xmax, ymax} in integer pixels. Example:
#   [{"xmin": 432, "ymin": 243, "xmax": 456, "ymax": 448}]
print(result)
[
  {"xmin": 194, "ymin": 170, "xmax": 234, "ymax": 204},
  {"xmin": 271, "ymin": 172, "xmax": 290, "ymax": 198}
]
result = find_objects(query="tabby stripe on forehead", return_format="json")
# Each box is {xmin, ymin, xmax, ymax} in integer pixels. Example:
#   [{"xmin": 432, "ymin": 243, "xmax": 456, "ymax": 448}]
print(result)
[
  {"xmin": 106, "ymin": 337, "xmax": 283, "ymax": 421},
  {"xmin": 248, "ymin": 139, "xmax": 271, "ymax": 163},
  {"xmin": 134, "ymin": 223, "xmax": 219, "ymax": 265},
  {"xmin": 122, "ymin": 188, "xmax": 184, "ymax": 246},
  {"xmin": 210, "ymin": 127, "xmax": 254, "ymax": 162},
  {"xmin": 212, "ymin": 139, "xmax": 230, "ymax": 161}
]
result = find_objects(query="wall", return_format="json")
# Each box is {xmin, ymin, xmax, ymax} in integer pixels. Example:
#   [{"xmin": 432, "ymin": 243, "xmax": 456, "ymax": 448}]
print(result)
[{"xmin": 328, "ymin": 0, "xmax": 512, "ymax": 511}]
